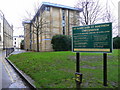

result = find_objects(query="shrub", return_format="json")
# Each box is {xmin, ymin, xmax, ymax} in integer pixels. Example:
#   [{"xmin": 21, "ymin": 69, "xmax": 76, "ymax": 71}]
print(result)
[
  {"xmin": 20, "ymin": 40, "xmax": 24, "ymax": 49},
  {"xmin": 51, "ymin": 35, "xmax": 71, "ymax": 51},
  {"xmin": 113, "ymin": 36, "xmax": 120, "ymax": 49}
]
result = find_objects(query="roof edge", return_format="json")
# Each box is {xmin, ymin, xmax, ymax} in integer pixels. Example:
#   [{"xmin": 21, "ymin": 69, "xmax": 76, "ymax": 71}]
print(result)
[
  {"xmin": 31, "ymin": 2, "xmax": 83, "ymax": 22},
  {"xmin": 42, "ymin": 2, "xmax": 83, "ymax": 11}
]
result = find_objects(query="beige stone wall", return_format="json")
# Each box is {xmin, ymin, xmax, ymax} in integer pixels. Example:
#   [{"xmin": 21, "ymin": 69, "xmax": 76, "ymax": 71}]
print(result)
[
  {"xmin": 31, "ymin": 25, "xmax": 36, "ymax": 51},
  {"xmin": 69, "ymin": 10, "xmax": 80, "ymax": 35},
  {"xmin": 24, "ymin": 24, "xmax": 30, "ymax": 50}
]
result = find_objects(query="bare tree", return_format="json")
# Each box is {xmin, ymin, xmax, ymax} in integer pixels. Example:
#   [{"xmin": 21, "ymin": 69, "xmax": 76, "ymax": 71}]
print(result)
[
  {"xmin": 23, "ymin": 1, "xmax": 40, "ymax": 21},
  {"xmin": 23, "ymin": 2, "xmax": 50, "ymax": 52},
  {"xmin": 75, "ymin": 0, "xmax": 103, "ymax": 25},
  {"xmin": 102, "ymin": 0, "xmax": 118, "ymax": 36},
  {"xmin": 75, "ymin": 0, "xmax": 118, "ymax": 37},
  {"xmin": 23, "ymin": 11, "xmax": 34, "ymax": 21},
  {"xmin": 32, "ymin": 12, "xmax": 49, "ymax": 52}
]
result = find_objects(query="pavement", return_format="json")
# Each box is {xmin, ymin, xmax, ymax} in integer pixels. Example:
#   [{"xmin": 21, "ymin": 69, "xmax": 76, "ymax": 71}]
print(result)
[
  {"xmin": 0, "ymin": 49, "xmax": 29, "ymax": 89},
  {"xmin": 11, "ymin": 49, "xmax": 26, "ymax": 54}
]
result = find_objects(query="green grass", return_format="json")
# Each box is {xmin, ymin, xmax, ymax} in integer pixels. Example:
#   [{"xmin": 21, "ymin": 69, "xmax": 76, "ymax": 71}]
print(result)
[{"xmin": 8, "ymin": 49, "xmax": 119, "ymax": 88}]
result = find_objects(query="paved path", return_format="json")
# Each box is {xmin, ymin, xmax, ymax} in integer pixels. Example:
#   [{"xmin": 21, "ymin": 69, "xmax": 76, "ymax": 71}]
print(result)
[
  {"xmin": 0, "ymin": 49, "xmax": 28, "ymax": 89},
  {"xmin": 12, "ymin": 49, "xmax": 26, "ymax": 54}
]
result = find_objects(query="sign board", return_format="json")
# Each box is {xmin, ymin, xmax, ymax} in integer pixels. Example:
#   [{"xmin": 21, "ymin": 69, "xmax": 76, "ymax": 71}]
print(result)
[{"xmin": 72, "ymin": 23, "xmax": 112, "ymax": 53}]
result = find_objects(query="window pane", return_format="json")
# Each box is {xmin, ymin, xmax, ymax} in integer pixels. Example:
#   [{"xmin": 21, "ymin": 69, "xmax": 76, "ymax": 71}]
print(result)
[
  {"xmin": 63, "ymin": 27, "xmax": 65, "ymax": 35},
  {"xmin": 45, "ymin": 7, "xmax": 50, "ymax": 11}
]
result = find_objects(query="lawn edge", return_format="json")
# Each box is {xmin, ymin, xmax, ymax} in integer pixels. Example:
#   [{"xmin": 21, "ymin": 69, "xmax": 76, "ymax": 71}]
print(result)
[{"xmin": 5, "ymin": 56, "xmax": 36, "ymax": 89}]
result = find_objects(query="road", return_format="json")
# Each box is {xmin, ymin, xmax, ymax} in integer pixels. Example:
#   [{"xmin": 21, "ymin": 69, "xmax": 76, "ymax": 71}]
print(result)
[{"xmin": 0, "ymin": 49, "xmax": 29, "ymax": 89}]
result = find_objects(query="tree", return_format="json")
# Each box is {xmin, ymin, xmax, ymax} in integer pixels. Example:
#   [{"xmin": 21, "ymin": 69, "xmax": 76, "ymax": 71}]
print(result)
[
  {"xmin": 23, "ymin": 2, "xmax": 50, "ymax": 52},
  {"xmin": 23, "ymin": 1, "xmax": 40, "ymax": 21},
  {"xmin": 20, "ymin": 40, "xmax": 24, "ymax": 49},
  {"xmin": 75, "ymin": 0, "xmax": 118, "ymax": 37},
  {"xmin": 32, "ymin": 12, "xmax": 49, "ymax": 52},
  {"xmin": 102, "ymin": 0, "xmax": 118, "ymax": 37},
  {"xmin": 75, "ymin": 0, "xmax": 103, "ymax": 25},
  {"xmin": 113, "ymin": 36, "xmax": 120, "ymax": 49}
]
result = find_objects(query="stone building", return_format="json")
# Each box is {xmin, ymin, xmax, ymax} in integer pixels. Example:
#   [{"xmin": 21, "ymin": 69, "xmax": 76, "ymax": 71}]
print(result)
[
  {"xmin": 0, "ymin": 11, "xmax": 13, "ymax": 50},
  {"xmin": 23, "ymin": 21, "xmax": 31, "ymax": 51},
  {"xmin": 23, "ymin": 2, "xmax": 82, "ymax": 51}
]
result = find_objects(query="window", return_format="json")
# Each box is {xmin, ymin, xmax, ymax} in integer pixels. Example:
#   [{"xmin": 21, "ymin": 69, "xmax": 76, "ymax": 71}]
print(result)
[
  {"xmin": 63, "ymin": 26, "xmax": 65, "ymax": 35},
  {"xmin": 62, "ymin": 9, "xmax": 66, "ymax": 35},
  {"xmin": 62, "ymin": 20, "xmax": 65, "ymax": 26},
  {"xmin": 15, "ymin": 38, "xmax": 16, "ymax": 40},
  {"xmin": 62, "ymin": 16, "xmax": 65, "ymax": 20},
  {"xmin": 62, "ymin": 9, "xmax": 65, "ymax": 15},
  {"xmin": 0, "ymin": 35, "xmax": 1, "ymax": 41},
  {"xmin": 15, "ymin": 42, "xmax": 16, "ymax": 44},
  {"xmin": 45, "ymin": 6, "xmax": 50, "ymax": 11},
  {"xmin": 62, "ymin": 10, "xmax": 65, "ymax": 20}
]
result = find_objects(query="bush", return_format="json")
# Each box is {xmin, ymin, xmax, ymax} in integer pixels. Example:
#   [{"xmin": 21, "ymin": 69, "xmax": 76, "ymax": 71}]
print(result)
[
  {"xmin": 20, "ymin": 40, "xmax": 24, "ymax": 49},
  {"xmin": 113, "ymin": 36, "xmax": 120, "ymax": 49},
  {"xmin": 51, "ymin": 35, "xmax": 71, "ymax": 51}
]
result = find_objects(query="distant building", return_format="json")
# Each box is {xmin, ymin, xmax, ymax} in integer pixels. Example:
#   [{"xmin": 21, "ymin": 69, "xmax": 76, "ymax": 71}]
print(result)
[
  {"xmin": 23, "ymin": 2, "xmax": 82, "ymax": 51},
  {"xmin": 0, "ymin": 11, "xmax": 13, "ymax": 50},
  {"xmin": 13, "ymin": 35, "xmax": 24, "ymax": 49}
]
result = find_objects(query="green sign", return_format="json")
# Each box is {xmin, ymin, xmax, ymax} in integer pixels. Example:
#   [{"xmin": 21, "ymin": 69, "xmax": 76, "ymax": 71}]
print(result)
[{"xmin": 72, "ymin": 23, "xmax": 112, "ymax": 53}]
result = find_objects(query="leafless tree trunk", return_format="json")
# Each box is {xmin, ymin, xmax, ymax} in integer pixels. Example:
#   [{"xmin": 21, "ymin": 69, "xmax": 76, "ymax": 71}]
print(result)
[
  {"xmin": 75, "ymin": 0, "xmax": 118, "ymax": 37},
  {"xmin": 32, "ymin": 12, "xmax": 51, "ymax": 52},
  {"xmin": 75, "ymin": 0, "xmax": 103, "ymax": 25},
  {"xmin": 23, "ymin": 1, "xmax": 40, "ymax": 21},
  {"xmin": 102, "ymin": 0, "xmax": 118, "ymax": 36},
  {"xmin": 32, "ymin": 14, "xmax": 44, "ymax": 52}
]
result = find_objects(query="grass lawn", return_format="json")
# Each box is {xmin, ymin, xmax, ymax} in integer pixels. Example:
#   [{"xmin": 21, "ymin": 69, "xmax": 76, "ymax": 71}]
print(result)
[{"xmin": 8, "ymin": 49, "xmax": 119, "ymax": 88}]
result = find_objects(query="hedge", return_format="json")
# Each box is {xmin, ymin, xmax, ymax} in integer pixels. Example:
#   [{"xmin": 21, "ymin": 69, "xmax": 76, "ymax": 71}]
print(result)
[{"xmin": 51, "ymin": 35, "xmax": 71, "ymax": 51}]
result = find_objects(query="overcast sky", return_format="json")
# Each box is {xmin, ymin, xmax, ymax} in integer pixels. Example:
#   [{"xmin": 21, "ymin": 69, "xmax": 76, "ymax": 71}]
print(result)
[{"xmin": 0, "ymin": 0, "xmax": 119, "ymax": 36}]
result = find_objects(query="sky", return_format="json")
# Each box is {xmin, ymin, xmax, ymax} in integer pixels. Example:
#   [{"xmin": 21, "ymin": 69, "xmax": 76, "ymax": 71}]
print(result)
[{"xmin": 0, "ymin": 0, "xmax": 119, "ymax": 37}]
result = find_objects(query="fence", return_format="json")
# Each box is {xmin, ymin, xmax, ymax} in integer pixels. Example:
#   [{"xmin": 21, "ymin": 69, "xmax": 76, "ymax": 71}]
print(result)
[{"xmin": 6, "ymin": 48, "xmax": 14, "ymax": 57}]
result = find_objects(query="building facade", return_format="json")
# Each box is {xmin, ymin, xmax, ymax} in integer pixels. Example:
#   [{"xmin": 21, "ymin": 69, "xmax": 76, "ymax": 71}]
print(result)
[
  {"xmin": 23, "ymin": 2, "xmax": 82, "ymax": 51},
  {"xmin": 13, "ymin": 35, "xmax": 24, "ymax": 49},
  {"xmin": 0, "ymin": 11, "xmax": 4, "ymax": 49},
  {"xmin": 0, "ymin": 11, "xmax": 13, "ymax": 50}
]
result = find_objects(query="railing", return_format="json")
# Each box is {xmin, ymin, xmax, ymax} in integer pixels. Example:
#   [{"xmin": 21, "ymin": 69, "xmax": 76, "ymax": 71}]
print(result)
[{"xmin": 6, "ymin": 48, "xmax": 14, "ymax": 57}]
